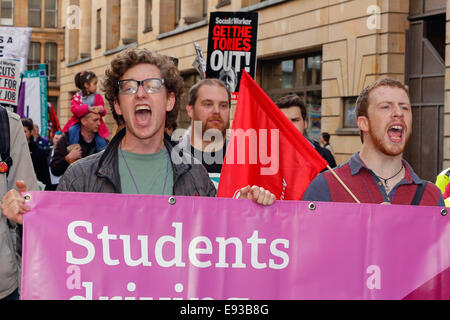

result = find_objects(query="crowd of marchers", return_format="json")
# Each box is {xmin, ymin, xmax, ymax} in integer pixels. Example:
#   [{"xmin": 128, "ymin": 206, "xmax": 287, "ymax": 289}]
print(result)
[{"xmin": 0, "ymin": 48, "xmax": 444, "ymax": 300}]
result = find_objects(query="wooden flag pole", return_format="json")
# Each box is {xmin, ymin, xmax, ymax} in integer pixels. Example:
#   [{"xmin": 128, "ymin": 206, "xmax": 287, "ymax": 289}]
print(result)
[{"xmin": 326, "ymin": 165, "xmax": 361, "ymax": 204}]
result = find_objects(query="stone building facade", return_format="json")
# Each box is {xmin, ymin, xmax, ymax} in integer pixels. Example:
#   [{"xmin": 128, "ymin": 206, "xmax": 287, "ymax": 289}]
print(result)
[
  {"xmin": 58, "ymin": 0, "xmax": 449, "ymax": 182},
  {"xmin": 2, "ymin": 0, "xmax": 64, "ymax": 114}
]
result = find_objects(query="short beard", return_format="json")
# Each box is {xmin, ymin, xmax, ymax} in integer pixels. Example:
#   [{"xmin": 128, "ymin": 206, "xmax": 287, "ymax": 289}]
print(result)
[
  {"xmin": 204, "ymin": 118, "xmax": 229, "ymax": 137},
  {"xmin": 368, "ymin": 119, "xmax": 410, "ymax": 156}
]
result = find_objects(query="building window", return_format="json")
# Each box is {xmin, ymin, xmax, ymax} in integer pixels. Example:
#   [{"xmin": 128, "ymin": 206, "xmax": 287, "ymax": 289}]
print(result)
[
  {"xmin": 261, "ymin": 53, "xmax": 323, "ymax": 142},
  {"xmin": 203, "ymin": 0, "xmax": 207, "ymax": 17},
  {"xmin": 0, "ymin": 0, "xmax": 14, "ymax": 25},
  {"xmin": 343, "ymin": 97, "xmax": 358, "ymax": 128},
  {"xmin": 175, "ymin": 0, "xmax": 181, "ymax": 28},
  {"xmin": 28, "ymin": 0, "xmax": 41, "ymax": 27},
  {"xmin": 96, "ymin": 9, "xmax": 101, "ymax": 49},
  {"xmin": 27, "ymin": 42, "xmax": 41, "ymax": 70},
  {"xmin": 45, "ymin": 42, "xmax": 57, "ymax": 82},
  {"xmin": 44, "ymin": 0, "xmax": 57, "ymax": 28},
  {"xmin": 144, "ymin": 0, "xmax": 152, "ymax": 31},
  {"xmin": 106, "ymin": 0, "xmax": 120, "ymax": 51}
]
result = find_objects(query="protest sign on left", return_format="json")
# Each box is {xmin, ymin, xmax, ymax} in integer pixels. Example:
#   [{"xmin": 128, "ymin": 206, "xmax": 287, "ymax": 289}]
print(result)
[
  {"xmin": 23, "ymin": 67, "xmax": 48, "ymax": 136},
  {"xmin": 0, "ymin": 59, "xmax": 20, "ymax": 106},
  {"xmin": 0, "ymin": 27, "xmax": 32, "ymax": 74}
]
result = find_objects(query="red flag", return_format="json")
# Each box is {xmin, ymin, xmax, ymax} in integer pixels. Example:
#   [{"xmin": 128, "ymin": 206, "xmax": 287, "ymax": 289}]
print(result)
[
  {"xmin": 217, "ymin": 71, "xmax": 328, "ymax": 200},
  {"xmin": 49, "ymin": 102, "xmax": 61, "ymax": 136}
]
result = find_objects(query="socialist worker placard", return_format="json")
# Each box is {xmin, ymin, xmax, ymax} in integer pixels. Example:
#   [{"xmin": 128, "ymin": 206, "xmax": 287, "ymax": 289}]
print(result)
[{"xmin": 206, "ymin": 11, "xmax": 258, "ymax": 100}]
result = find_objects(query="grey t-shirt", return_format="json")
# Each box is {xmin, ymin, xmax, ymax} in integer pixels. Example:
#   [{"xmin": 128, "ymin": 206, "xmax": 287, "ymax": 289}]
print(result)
[{"xmin": 118, "ymin": 148, "xmax": 174, "ymax": 195}]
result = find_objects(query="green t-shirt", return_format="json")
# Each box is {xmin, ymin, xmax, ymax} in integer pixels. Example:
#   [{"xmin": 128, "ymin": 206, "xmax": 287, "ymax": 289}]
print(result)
[{"xmin": 118, "ymin": 148, "xmax": 174, "ymax": 195}]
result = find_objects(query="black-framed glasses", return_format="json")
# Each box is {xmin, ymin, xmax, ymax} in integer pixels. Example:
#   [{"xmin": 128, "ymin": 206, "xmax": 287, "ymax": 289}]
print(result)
[{"xmin": 118, "ymin": 78, "xmax": 165, "ymax": 95}]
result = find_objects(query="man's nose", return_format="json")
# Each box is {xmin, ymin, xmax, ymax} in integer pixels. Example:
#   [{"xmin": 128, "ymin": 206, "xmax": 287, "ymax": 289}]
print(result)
[
  {"xmin": 135, "ymin": 83, "xmax": 149, "ymax": 98},
  {"xmin": 392, "ymin": 104, "xmax": 404, "ymax": 117}
]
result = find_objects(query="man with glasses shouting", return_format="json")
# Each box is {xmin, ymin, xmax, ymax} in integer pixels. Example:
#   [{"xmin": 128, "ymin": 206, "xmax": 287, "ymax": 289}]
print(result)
[{"xmin": 2, "ymin": 48, "xmax": 275, "ymax": 226}]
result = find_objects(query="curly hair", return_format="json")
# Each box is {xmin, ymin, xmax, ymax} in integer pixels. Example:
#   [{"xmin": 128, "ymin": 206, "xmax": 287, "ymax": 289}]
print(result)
[{"xmin": 102, "ymin": 48, "xmax": 184, "ymax": 129}]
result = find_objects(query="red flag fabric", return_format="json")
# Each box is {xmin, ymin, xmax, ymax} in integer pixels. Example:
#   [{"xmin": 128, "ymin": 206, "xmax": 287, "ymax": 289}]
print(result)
[
  {"xmin": 49, "ymin": 102, "xmax": 61, "ymax": 137},
  {"xmin": 217, "ymin": 71, "xmax": 328, "ymax": 200}
]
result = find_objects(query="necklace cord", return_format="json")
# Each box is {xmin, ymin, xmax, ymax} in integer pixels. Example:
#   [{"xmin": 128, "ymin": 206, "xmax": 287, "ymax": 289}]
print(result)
[
  {"xmin": 119, "ymin": 145, "xmax": 140, "ymax": 194},
  {"xmin": 119, "ymin": 144, "xmax": 170, "ymax": 195},
  {"xmin": 374, "ymin": 164, "xmax": 404, "ymax": 185}
]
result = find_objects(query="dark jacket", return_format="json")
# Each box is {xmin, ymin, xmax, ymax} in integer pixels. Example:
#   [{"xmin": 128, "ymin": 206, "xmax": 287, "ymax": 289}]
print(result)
[
  {"xmin": 57, "ymin": 128, "xmax": 217, "ymax": 197},
  {"xmin": 312, "ymin": 139, "xmax": 336, "ymax": 170},
  {"xmin": 50, "ymin": 131, "xmax": 106, "ymax": 177},
  {"xmin": 28, "ymin": 139, "xmax": 51, "ymax": 187}
]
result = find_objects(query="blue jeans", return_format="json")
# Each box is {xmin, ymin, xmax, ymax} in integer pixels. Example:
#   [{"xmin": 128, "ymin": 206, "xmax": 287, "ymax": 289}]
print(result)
[{"xmin": 2, "ymin": 288, "xmax": 19, "ymax": 300}]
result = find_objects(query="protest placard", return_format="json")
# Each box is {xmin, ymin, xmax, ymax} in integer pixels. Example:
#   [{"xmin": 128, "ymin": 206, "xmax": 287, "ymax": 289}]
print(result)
[
  {"xmin": 192, "ymin": 42, "xmax": 207, "ymax": 79},
  {"xmin": 0, "ymin": 27, "xmax": 32, "ymax": 73},
  {"xmin": 0, "ymin": 59, "xmax": 20, "ymax": 106},
  {"xmin": 22, "ymin": 66, "xmax": 48, "ymax": 136},
  {"xmin": 206, "ymin": 11, "xmax": 258, "ymax": 100}
]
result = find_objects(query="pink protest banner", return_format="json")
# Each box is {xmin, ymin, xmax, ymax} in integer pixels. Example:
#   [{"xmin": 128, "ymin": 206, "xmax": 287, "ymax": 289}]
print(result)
[{"xmin": 21, "ymin": 191, "xmax": 450, "ymax": 300}]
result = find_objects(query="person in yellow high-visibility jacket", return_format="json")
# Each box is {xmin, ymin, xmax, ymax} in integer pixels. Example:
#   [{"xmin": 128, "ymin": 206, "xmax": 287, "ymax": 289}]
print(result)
[{"xmin": 435, "ymin": 168, "xmax": 450, "ymax": 194}]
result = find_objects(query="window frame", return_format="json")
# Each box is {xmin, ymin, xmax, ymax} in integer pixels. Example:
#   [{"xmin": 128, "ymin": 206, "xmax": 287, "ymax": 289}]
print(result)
[
  {"xmin": 44, "ymin": 0, "xmax": 58, "ymax": 28},
  {"xmin": 144, "ymin": 0, "xmax": 152, "ymax": 32},
  {"xmin": 260, "ymin": 52, "xmax": 322, "ymax": 99},
  {"xmin": 260, "ymin": 52, "xmax": 323, "ymax": 142},
  {"xmin": 28, "ymin": 0, "xmax": 42, "ymax": 28},
  {"xmin": 44, "ymin": 42, "xmax": 57, "ymax": 82},
  {"xmin": 96, "ymin": 8, "xmax": 102, "ymax": 49},
  {"xmin": 0, "ymin": 0, "xmax": 14, "ymax": 26},
  {"xmin": 27, "ymin": 41, "xmax": 42, "ymax": 71},
  {"xmin": 202, "ymin": 0, "xmax": 207, "ymax": 17},
  {"xmin": 174, "ymin": 0, "xmax": 181, "ymax": 28},
  {"xmin": 343, "ymin": 96, "xmax": 358, "ymax": 129}
]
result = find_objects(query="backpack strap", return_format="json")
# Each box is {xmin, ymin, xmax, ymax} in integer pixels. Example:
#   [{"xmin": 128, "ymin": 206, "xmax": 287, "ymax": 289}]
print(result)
[
  {"xmin": 411, "ymin": 182, "xmax": 427, "ymax": 206},
  {"xmin": 0, "ymin": 106, "xmax": 12, "ymax": 176}
]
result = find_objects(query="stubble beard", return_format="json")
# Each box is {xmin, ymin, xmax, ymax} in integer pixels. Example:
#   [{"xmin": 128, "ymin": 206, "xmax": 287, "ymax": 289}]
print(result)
[{"xmin": 368, "ymin": 119, "xmax": 410, "ymax": 157}]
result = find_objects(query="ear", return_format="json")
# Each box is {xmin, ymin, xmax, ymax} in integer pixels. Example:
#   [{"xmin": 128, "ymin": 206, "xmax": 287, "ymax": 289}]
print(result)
[
  {"xmin": 357, "ymin": 116, "xmax": 369, "ymax": 133},
  {"xmin": 186, "ymin": 104, "xmax": 194, "ymax": 120},
  {"xmin": 113, "ymin": 99, "xmax": 123, "ymax": 116},
  {"xmin": 166, "ymin": 92, "xmax": 175, "ymax": 112}
]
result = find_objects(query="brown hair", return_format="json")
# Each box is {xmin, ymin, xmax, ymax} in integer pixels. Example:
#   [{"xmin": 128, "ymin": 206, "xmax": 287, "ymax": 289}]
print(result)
[
  {"xmin": 21, "ymin": 118, "xmax": 34, "ymax": 131},
  {"xmin": 274, "ymin": 94, "xmax": 307, "ymax": 121},
  {"xmin": 355, "ymin": 78, "xmax": 409, "ymax": 142},
  {"xmin": 102, "ymin": 48, "xmax": 184, "ymax": 129},
  {"xmin": 188, "ymin": 78, "xmax": 231, "ymax": 107}
]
